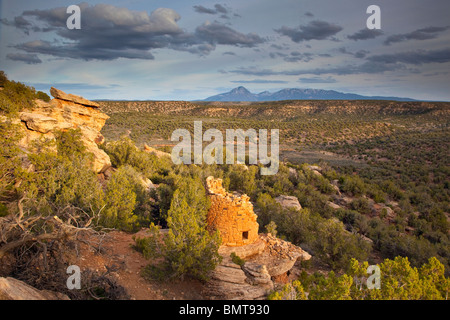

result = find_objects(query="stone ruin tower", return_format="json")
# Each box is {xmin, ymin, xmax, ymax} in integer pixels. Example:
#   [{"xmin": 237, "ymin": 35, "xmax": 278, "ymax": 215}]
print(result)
[{"xmin": 205, "ymin": 176, "xmax": 259, "ymax": 247}]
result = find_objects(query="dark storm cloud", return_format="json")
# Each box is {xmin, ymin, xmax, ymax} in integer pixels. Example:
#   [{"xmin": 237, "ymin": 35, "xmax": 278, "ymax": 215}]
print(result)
[
  {"xmin": 275, "ymin": 20, "xmax": 343, "ymax": 42},
  {"xmin": 231, "ymin": 48, "xmax": 450, "ymax": 77},
  {"xmin": 282, "ymin": 51, "xmax": 314, "ymax": 62},
  {"xmin": 6, "ymin": 53, "xmax": 42, "ymax": 64},
  {"xmin": 231, "ymin": 79, "xmax": 288, "ymax": 84},
  {"xmin": 15, "ymin": 39, "xmax": 156, "ymax": 60},
  {"xmin": 384, "ymin": 26, "xmax": 450, "ymax": 45},
  {"xmin": 270, "ymin": 44, "xmax": 287, "ymax": 50},
  {"xmin": 193, "ymin": 4, "xmax": 229, "ymax": 16},
  {"xmin": 309, "ymin": 62, "xmax": 400, "ymax": 74},
  {"xmin": 230, "ymin": 61, "xmax": 405, "ymax": 77},
  {"xmin": 367, "ymin": 48, "xmax": 450, "ymax": 65},
  {"xmin": 339, "ymin": 47, "xmax": 370, "ymax": 59},
  {"xmin": 0, "ymin": 15, "xmax": 45, "ymax": 35},
  {"xmin": 214, "ymin": 4, "xmax": 228, "ymax": 14},
  {"xmin": 195, "ymin": 22, "xmax": 265, "ymax": 47},
  {"xmin": 347, "ymin": 29, "xmax": 384, "ymax": 41},
  {"xmin": 1, "ymin": 16, "xmax": 31, "ymax": 30},
  {"xmin": 11, "ymin": 4, "xmax": 183, "ymax": 60},
  {"xmin": 229, "ymin": 66, "xmax": 278, "ymax": 76},
  {"xmin": 269, "ymin": 50, "xmax": 332, "ymax": 63},
  {"xmin": 7, "ymin": 3, "xmax": 264, "ymax": 61},
  {"xmin": 193, "ymin": 5, "xmax": 217, "ymax": 15},
  {"xmin": 298, "ymin": 76, "xmax": 336, "ymax": 83}
]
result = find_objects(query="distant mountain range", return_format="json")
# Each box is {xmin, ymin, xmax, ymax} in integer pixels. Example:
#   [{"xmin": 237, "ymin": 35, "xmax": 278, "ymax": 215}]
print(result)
[{"xmin": 203, "ymin": 86, "xmax": 416, "ymax": 102}]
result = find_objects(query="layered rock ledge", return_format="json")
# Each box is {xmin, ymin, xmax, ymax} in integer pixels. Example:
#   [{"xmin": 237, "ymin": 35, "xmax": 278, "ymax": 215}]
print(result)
[
  {"xmin": 17, "ymin": 88, "xmax": 111, "ymax": 173},
  {"xmin": 0, "ymin": 277, "xmax": 69, "ymax": 300},
  {"xmin": 203, "ymin": 233, "xmax": 311, "ymax": 300}
]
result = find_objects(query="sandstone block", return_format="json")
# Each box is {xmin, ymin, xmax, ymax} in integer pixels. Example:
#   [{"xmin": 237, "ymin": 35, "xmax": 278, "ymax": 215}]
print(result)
[
  {"xmin": 0, "ymin": 277, "xmax": 70, "ymax": 300},
  {"xmin": 50, "ymin": 87, "xmax": 100, "ymax": 108}
]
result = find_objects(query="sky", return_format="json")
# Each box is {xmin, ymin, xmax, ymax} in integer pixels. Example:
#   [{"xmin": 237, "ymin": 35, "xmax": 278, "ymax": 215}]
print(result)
[{"xmin": 0, "ymin": 0, "xmax": 449, "ymax": 101}]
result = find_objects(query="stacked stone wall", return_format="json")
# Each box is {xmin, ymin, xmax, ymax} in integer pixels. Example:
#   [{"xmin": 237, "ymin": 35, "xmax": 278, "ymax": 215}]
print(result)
[{"xmin": 206, "ymin": 177, "xmax": 259, "ymax": 247}]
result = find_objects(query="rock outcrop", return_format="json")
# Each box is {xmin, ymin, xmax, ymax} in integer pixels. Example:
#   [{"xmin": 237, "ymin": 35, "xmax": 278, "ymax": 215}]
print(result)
[
  {"xmin": 17, "ymin": 88, "xmax": 111, "ymax": 173},
  {"xmin": 0, "ymin": 277, "xmax": 70, "ymax": 300},
  {"xmin": 275, "ymin": 195, "xmax": 302, "ymax": 211},
  {"xmin": 143, "ymin": 144, "xmax": 171, "ymax": 158},
  {"xmin": 204, "ymin": 234, "xmax": 311, "ymax": 300},
  {"xmin": 50, "ymin": 87, "xmax": 100, "ymax": 108}
]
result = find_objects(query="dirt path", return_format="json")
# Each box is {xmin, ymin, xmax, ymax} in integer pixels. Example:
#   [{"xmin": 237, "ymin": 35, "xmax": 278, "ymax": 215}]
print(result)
[{"xmin": 74, "ymin": 230, "xmax": 204, "ymax": 300}]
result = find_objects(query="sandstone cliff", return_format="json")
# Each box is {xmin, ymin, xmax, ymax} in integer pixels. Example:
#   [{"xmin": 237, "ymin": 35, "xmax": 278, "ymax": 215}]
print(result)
[{"xmin": 17, "ymin": 87, "xmax": 111, "ymax": 173}]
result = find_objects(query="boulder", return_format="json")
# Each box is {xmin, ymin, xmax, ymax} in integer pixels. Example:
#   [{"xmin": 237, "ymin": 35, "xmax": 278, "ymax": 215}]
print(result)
[
  {"xmin": 275, "ymin": 195, "xmax": 302, "ymax": 211},
  {"xmin": 204, "ymin": 254, "xmax": 273, "ymax": 300},
  {"xmin": 242, "ymin": 262, "xmax": 272, "ymax": 286},
  {"xmin": 84, "ymin": 141, "xmax": 111, "ymax": 173},
  {"xmin": 379, "ymin": 205, "xmax": 395, "ymax": 219},
  {"xmin": 306, "ymin": 165, "xmax": 322, "ymax": 172},
  {"xmin": 288, "ymin": 167, "xmax": 298, "ymax": 179},
  {"xmin": 312, "ymin": 170, "xmax": 322, "ymax": 177},
  {"xmin": 0, "ymin": 277, "xmax": 70, "ymax": 300},
  {"xmin": 257, "ymin": 233, "xmax": 311, "ymax": 277},
  {"xmin": 203, "ymin": 234, "xmax": 311, "ymax": 300},
  {"xmin": 50, "ymin": 87, "xmax": 100, "ymax": 108},
  {"xmin": 327, "ymin": 201, "xmax": 342, "ymax": 210},
  {"xmin": 139, "ymin": 177, "xmax": 155, "ymax": 191},
  {"xmin": 143, "ymin": 144, "xmax": 171, "ymax": 158}
]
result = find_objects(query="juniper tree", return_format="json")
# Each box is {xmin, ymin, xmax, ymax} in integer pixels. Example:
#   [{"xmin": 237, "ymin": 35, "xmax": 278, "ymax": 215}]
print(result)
[
  {"xmin": 138, "ymin": 177, "xmax": 221, "ymax": 281},
  {"xmin": 164, "ymin": 177, "xmax": 221, "ymax": 280}
]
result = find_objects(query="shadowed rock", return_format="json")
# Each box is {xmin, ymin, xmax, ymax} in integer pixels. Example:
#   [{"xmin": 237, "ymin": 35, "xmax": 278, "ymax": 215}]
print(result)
[{"xmin": 0, "ymin": 277, "xmax": 70, "ymax": 300}]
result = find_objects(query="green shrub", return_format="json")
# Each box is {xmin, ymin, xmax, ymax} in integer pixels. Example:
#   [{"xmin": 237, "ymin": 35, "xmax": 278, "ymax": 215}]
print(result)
[
  {"xmin": 22, "ymin": 139, "xmax": 105, "ymax": 218},
  {"xmin": 312, "ymin": 218, "xmax": 371, "ymax": 271},
  {"xmin": 271, "ymin": 256, "xmax": 450, "ymax": 300},
  {"xmin": 135, "ymin": 178, "xmax": 222, "ymax": 281},
  {"xmin": 55, "ymin": 129, "xmax": 87, "ymax": 160},
  {"xmin": 0, "ymin": 71, "xmax": 7, "ymax": 86},
  {"xmin": 0, "ymin": 203, "xmax": 8, "ymax": 217},
  {"xmin": 231, "ymin": 252, "xmax": 245, "ymax": 267},
  {"xmin": 264, "ymin": 221, "xmax": 278, "ymax": 237},
  {"xmin": 101, "ymin": 166, "xmax": 138, "ymax": 231},
  {"xmin": 36, "ymin": 91, "xmax": 51, "ymax": 102},
  {"xmin": 0, "ymin": 120, "xmax": 23, "ymax": 201},
  {"xmin": 350, "ymin": 197, "xmax": 371, "ymax": 215},
  {"xmin": 339, "ymin": 175, "xmax": 366, "ymax": 196},
  {"xmin": 0, "ymin": 78, "xmax": 37, "ymax": 115},
  {"xmin": 104, "ymin": 137, "xmax": 138, "ymax": 168}
]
